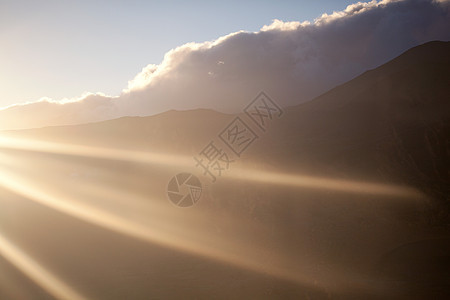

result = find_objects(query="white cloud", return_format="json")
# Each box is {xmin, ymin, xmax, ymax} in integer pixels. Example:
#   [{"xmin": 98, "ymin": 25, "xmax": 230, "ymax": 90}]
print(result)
[
  {"xmin": 261, "ymin": 19, "xmax": 310, "ymax": 31},
  {"xmin": 124, "ymin": 64, "xmax": 159, "ymax": 92},
  {"xmin": 1, "ymin": 0, "xmax": 449, "ymax": 130}
]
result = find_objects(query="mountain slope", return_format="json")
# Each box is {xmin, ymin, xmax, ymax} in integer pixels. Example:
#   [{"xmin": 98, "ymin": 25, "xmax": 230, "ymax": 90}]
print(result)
[
  {"xmin": 1, "ymin": 41, "xmax": 449, "ymax": 299},
  {"xmin": 266, "ymin": 40, "xmax": 450, "ymax": 219}
]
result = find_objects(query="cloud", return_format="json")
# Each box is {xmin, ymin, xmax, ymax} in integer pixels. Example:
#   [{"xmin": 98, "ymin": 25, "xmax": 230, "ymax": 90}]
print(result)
[
  {"xmin": 261, "ymin": 19, "xmax": 310, "ymax": 31},
  {"xmin": 1, "ymin": 0, "xmax": 449, "ymax": 130}
]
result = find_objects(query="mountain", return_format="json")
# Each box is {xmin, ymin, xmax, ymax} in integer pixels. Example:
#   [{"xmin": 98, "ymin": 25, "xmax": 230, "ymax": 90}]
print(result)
[
  {"xmin": 268, "ymin": 40, "xmax": 450, "ymax": 219},
  {"xmin": 0, "ymin": 41, "xmax": 449, "ymax": 299}
]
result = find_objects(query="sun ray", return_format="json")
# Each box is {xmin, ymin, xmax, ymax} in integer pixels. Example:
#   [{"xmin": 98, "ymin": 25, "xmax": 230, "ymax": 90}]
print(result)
[
  {"xmin": 0, "ymin": 153, "xmax": 381, "ymax": 294},
  {"xmin": 231, "ymin": 168, "xmax": 423, "ymax": 199},
  {"xmin": 0, "ymin": 134, "xmax": 422, "ymax": 297},
  {"xmin": 0, "ymin": 135, "xmax": 423, "ymax": 199},
  {"xmin": 0, "ymin": 135, "xmax": 192, "ymax": 169},
  {"xmin": 0, "ymin": 233, "xmax": 85, "ymax": 300}
]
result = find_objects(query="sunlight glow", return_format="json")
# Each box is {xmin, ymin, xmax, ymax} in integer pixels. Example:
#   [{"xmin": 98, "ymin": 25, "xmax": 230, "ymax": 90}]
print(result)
[
  {"xmin": 0, "ymin": 150, "xmax": 382, "ymax": 294},
  {"xmin": 0, "ymin": 135, "xmax": 423, "ymax": 199},
  {"xmin": 0, "ymin": 233, "xmax": 85, "ymax": 300},
  {"xmin": 233, "ymin": 168, "xmax": 423, "ymax": 199},
  {"xmin": 0, "ymin": 166, "xmax": 329, "ymax": 290},
  {"xmin": 0, "ymin": 134, "xmax": 421, "ymax": 296},
  {"xmin": 0, "ymin": 135, "xmax": 192, "ymax": 169}
]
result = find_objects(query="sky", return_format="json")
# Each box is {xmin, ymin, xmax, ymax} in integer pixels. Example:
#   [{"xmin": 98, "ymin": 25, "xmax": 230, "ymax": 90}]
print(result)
[
  {"xmin": 0, "ymin": 0, "xmax": 357, "ymax": 108},
  {"xmin": 0, "ymin": 0, "xmax": 449, "ymax": 130}
]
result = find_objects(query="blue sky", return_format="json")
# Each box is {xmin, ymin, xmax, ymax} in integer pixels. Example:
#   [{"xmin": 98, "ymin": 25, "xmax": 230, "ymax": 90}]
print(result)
[{"xmin": 0, "ymin": 0, "xmax": 356, "ymax": 108}]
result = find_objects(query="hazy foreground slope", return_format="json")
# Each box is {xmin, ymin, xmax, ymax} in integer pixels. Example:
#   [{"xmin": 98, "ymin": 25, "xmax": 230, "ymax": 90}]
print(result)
[{"xmin": 0, "ymin": 41, "xmax": 449, "ymax": 299}]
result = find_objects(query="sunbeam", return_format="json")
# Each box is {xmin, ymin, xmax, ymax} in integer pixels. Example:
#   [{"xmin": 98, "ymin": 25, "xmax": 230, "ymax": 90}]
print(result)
[
  {"xmin": 0, "ymin": 135, "xmax": 192, "ymax": 169},
  {"xmin": 232, "ymin": 168, "xmax": 423, "ymax": 199},
  {"xmin": 0, "ymin": 133, "xmax": 424, "ymax": 297},
  {"xmin": 0, "ymin": 151, "xmax": 381, "ymax": 294},
  {"xmin": 0, "ymin": 233, "xmax": 85, "ymax": 300},
  {"xmin": 0, "ymin": 135, "xmax": 423, "ymax": 199}
]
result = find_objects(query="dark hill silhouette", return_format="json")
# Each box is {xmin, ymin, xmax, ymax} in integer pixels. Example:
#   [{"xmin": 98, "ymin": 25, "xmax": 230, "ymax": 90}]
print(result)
[{"xmin": 266, "ymin": 40, "xmax": 450, "ymax": 220}]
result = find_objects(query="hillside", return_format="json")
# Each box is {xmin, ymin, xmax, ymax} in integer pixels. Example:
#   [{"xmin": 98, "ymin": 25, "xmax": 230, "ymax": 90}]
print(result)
[{"xmin": 0, "ymin": 41, "xmax": 449, "ymax": 299}]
